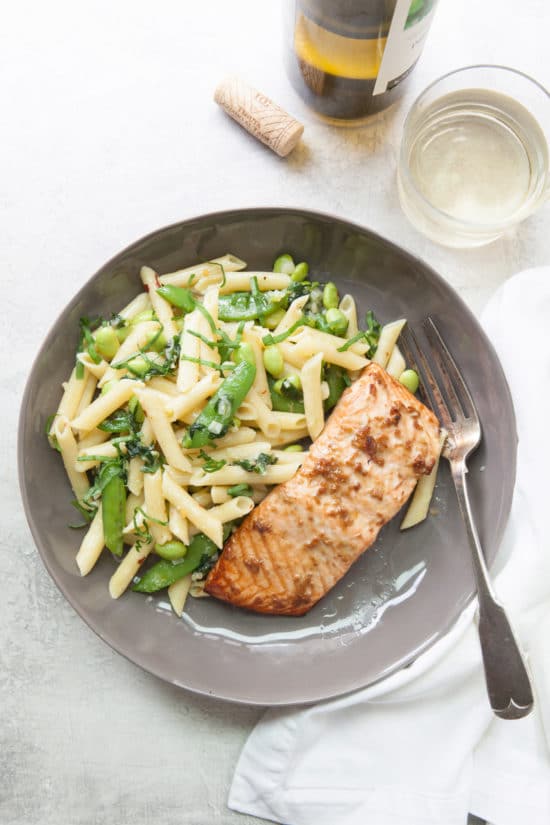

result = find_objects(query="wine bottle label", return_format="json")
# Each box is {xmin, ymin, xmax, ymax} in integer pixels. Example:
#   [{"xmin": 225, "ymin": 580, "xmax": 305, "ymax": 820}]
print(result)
[{"xmin": 373, "ymin": 0, "xmax": 438, "ymax": 95}]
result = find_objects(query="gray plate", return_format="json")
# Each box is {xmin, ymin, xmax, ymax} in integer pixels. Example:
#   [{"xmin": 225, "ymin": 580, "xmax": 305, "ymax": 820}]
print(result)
[{"xmin": 18, "ymin": 208, "xmax": 516, "ymax": 705}]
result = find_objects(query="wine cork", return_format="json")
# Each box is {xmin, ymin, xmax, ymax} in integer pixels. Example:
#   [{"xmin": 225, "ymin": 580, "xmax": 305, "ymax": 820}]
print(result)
[{"xmin": 214, "ymin": 76, "xmax": 304, "ymax": 157}]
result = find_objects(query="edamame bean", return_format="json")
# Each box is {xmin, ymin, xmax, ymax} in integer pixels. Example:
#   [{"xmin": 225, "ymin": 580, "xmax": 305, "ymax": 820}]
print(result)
[
  {"xmin": 263, "ymin": 345, "xmax": 284, "ymax": 378},
  {"xmin": 325, "ymin": 308, "xmax": 348, "ymax": 336},
  {"xmin": 273, "ymin": 374, "xmax": 302, "ymax": 396},
  {"xmin": 399, "ymin": 369, "xmax": 419, "ymax": 394},
  {"xmin": 322, "ymin": 282, "xmax": 339, "ymax": 309},
  {"xmin": 283, "ymin": 444, "xmax": 303, "ymax": 452},
  {"xmin": 126, "ymin": 355, "xmax": 150, "ymax": 377},
  {"xmin": 273, "ymin": 254, "xmax": 295, "ymax": 275},
  {"xmin": 94, "ymin": 326, "xmax": 120, "ymax": 361},
  {"xmin": 155, "ymin": 540, "xmax": 188, "ymax": 561},
  {"xmin": 291, "ymin": 262, "xmax": 309, "ymax": 282},
  {"xmin": 115, "ymin": 324, "xmax": 130, "ymax": 343}
]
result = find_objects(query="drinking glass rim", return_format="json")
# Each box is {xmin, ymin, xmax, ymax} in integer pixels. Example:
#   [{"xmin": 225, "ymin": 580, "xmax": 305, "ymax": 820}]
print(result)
[{"xmin": 399, "ymin": 64, "xmax": 550, "ymax": 233}]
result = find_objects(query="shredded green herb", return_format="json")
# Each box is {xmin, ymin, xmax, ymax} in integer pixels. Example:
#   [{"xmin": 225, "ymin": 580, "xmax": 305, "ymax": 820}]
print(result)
[
  {"xmin": 199, "ymin": 450, "xmax": 227, "ymax": 473},
  {"xmin": 336, "ymin": 310, "xmax": 381, "ymax": 356},
  {"xmin": 231, "ymin": 453, "xmax": 278, "ymax": 475}
]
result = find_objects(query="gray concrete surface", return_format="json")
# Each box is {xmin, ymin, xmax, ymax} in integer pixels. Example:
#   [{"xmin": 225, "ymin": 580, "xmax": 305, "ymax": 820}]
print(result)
[{"xmin": 2, "ymin": 1, "xmax": 549, "ymax": 822}]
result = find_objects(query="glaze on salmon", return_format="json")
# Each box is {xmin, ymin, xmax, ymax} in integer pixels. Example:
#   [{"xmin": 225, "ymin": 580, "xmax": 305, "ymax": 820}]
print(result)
[{"xmin": 205, "ymin": 362, "xmax": 440, "ymax": 615}]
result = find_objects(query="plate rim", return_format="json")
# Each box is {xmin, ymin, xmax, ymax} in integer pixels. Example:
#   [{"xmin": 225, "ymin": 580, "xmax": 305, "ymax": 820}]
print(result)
[{"xmin": 17, "ymin": 206, "xmax": 517, "ymax": 705}]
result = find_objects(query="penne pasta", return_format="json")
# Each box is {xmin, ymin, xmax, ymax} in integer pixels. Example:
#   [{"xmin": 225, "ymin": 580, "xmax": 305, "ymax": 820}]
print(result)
[
  {"xmin": 147, "ymin": 376, "xmax": 180, "ymax": 396},
  {"xmin": 71, "ymin": 379, "xmax": 142, "ymax": 433},
  {"xmin": 162, "ymin": 469, "xmax": 223, "ymax": 548},
  {"xmin": 141, "ymin": 265, "xmax": 177, "ymax": 341},
  {"xmin": 196, "ymin": 288, "xmax": 220, "ymax": 374},
  {"xmin": 143, "ymin": 469, "xmax": 171, "ymax": 545},
  {"xmin": 118, "ymin": 291, "xmax": 151, "ymax": 321},
  {"xmin": 188, "ymin": 461, "xmax": 302, "ymax": 488},
  {"xmin": 266, "ymin": 410, "xmax": 307, "ymax": 431},
  {"xmin": 109, "ymin": 541, "xmax": 154, "ymax": 599},
  {"xmin": 168, "ymin": 575, "xmax": 193, "ymax": 616},
  {"xmin": 401, "ymin": 430, "xmax": 446, "ymax": 530},
  {"xmin": 373, "ymin": 319, "xmax": 407, "ymax": 369},
  {"xmin": 76, "ymin": 353, "xmax": 109, "ymax": 379},
  {"xmin": 193, "ymin": 441, "xmax": 272, "ymax": 464},
  {"xmin": 192, "ymin": 490, "xmax": 213, "ymax": 509},
  {"xmin": 274, "ymin": 295, "xmax": 309, "ymax": 335},
  {"xmin": 54, "ymin": 416, "xmax": 90, "ymax": 500},
  {"xmin": 76, "ymin": 440, "xmax": 123, "ymax": 473},
  {"xmin": 168, "ymin": 504, "xmax": 189, "ymax": 545},
  {"xmin": 301, "ymin": 352, "xmax": 324, "ymax": 440},
  {"xmin": 202, "ymin": 272, "xmax": 291, "ymax": 295},
  {"xmin": 125, "ymin": 493, "xmax": 145, "ymax": 526},
  {"xmin": 386, "ymin": 344, "xmax": 406, "ymax": 379},
  {"xmin": 177, "ymin": 309, "xmax": 201, "ymax": 391},
  {"xmin": 339, "ymin": 294, "xmax": 359, "ymax": 338},
  {"xmin": 55, "ymin": 367, "xmax": 90, "ymax": 422},
  {"xmin": 75, "ymin": 372, "xmax": 98, "ymax": 417},
  {"xmin": 246, "ymin": 389, "xmax": 281, "ymax": 440},
  {"xmin": 208, "ymin": 496, "xmax": 254, "ymax": 523},
  {"xmin": 291, "ymin": 332, "xmax": 368, "ymax": 371},
  {"xmin": 77, "ymin": 429, "xmax": 109, "ymax": 450},
  {"xmin": 136, "ymin": 388, "xmax": 192, "ymax": 472},
  {"xmin": 206, "ymin": 426, "xmax": 257, "ymax": 449},
  {"xmin": 268, "ymin": 427, "xmax": 310, "ymax": 447},
  {"xmin": 127, "ymin": 456, "xmax": 144, "ymax": 496},
  {"xmin": 271, "ymin": 449, "xmax": 307, "ymax": 465},
  {"xmin": 76, "ymin": 505, "xmax": 105, "ymax": 576},
  {"xmin": 210, "ymin": 486, "xmax": 231, "ymax": 505},
  {"xmin": 243, "ymin": 327, "xmax": 271, "ymax": 408},
  {"xmin": 289, "ymin": 327, "xmax": 370, "ymax": 356},
  {"xmin": 159, "ymin": 254, "xmax": 247, "ymax": 287}
]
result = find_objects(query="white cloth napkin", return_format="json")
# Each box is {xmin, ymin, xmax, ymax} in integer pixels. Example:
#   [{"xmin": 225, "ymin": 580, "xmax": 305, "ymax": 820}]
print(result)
[{"xmin": 229, "ymin": 267, "xmax": 550, "ymax": 825}]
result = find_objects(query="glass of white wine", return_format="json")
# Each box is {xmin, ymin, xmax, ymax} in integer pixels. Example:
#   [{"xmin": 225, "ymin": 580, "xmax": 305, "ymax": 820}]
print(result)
[{"xmin": 397, "ymin": 65, "xmax": 550, "ymax": 247}]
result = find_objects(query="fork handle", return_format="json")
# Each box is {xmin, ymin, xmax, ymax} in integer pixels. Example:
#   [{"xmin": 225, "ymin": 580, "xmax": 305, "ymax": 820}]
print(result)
[{"xmin": 451, "ymin": 464, "xmax": 534, "ymax": 720}]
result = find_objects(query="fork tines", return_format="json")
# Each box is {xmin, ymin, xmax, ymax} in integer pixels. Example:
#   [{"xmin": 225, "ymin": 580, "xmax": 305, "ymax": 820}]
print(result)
[{"xmin": 399, "ymin": 318, "xmax": 481, "ymax": 440}]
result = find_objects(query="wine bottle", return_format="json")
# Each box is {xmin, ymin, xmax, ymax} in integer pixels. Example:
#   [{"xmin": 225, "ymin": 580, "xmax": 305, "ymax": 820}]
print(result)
[{"xmin": 285, "ymin": 0, "xmax": 439, "ymax": 122}]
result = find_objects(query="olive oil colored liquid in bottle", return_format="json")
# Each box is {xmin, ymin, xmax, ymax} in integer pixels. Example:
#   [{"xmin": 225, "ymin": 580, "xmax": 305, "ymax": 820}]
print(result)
[{"xmin": 285, "ymin": 0, "xmax": 439, "ymax": 123}]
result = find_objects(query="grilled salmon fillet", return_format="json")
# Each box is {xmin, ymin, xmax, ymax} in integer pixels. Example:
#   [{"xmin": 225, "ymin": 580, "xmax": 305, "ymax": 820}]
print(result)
[{"xmin": 205, "ymin": 362, "xmax": 440, "ymax": 616}]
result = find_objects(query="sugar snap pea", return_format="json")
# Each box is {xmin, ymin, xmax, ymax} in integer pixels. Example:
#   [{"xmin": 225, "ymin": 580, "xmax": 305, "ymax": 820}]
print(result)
[
  {"xmin": 94, "ymin": 326, "xmax": 120, "ymax": 361},
  {"xmin": 102, "ymin": 472, "xmax": 126, "ymax": 557},
  {"xmin": 323, "ymin": 364, "xmax": 350, "ymax": 410},
  {"xmin": 132, "ymin": 533, "xmax": 217, "ymax": 593},
  {"xmin": 186, "ymin": 356, "xmax": 256, "ymax": 447},
  {"xmin": 156, "ymin": 285, "xmax": 195, "ymax": 312},
  {"xmin": 273, "ymin": 254, "xmax": 295, "ymax": 274}
]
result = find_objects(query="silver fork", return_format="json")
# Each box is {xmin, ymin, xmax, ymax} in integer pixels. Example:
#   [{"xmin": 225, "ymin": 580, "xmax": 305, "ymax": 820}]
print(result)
[{"xmin": 399, "ymin": 317, "xmax": 533, "ymax": 720}]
